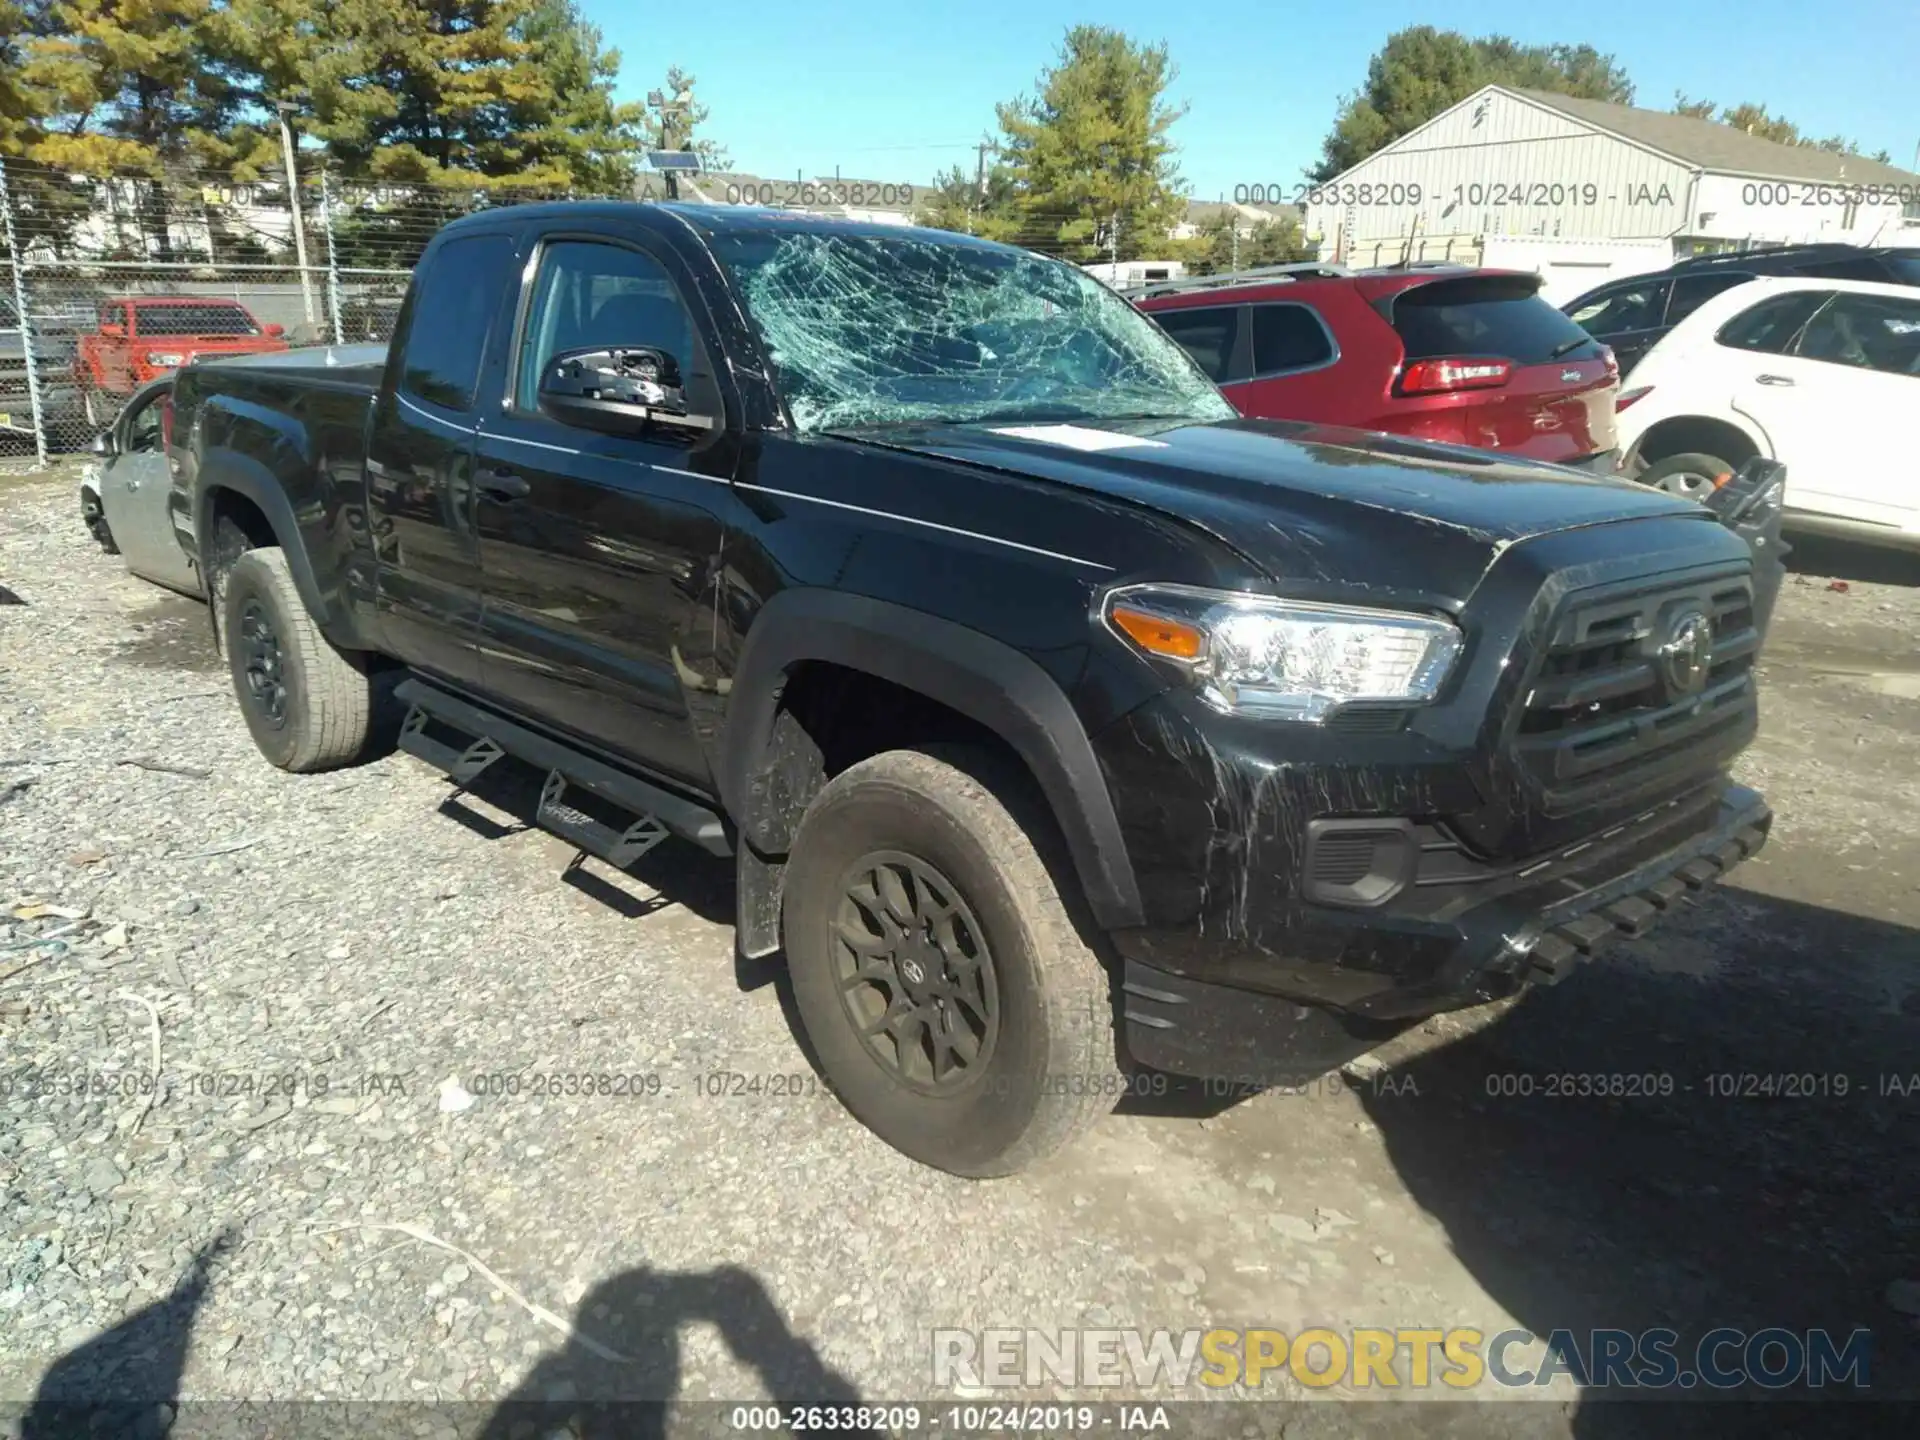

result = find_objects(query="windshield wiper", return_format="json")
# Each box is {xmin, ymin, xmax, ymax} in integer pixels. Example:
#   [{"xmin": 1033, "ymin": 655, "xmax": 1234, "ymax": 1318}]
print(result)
[{"xmin": 1548, "ymin": 337, "xmax": 1594, "ymax": 360}]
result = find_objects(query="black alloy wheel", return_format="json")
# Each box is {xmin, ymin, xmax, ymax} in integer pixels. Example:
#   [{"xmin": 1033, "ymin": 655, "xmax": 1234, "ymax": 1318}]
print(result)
[
  {"xmin": 833, "ymin": 851, "xmax": 1000, "ymax": 1093},
  {"xmin": 237, "ymin": 598, "xmax": 289, "ymax": 727}
]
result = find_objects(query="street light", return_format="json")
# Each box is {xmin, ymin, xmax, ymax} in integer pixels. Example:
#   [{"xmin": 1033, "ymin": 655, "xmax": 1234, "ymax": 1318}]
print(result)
[{"xmin": 276, "ymin": 100, "xmax": 318, "ymax": 328}]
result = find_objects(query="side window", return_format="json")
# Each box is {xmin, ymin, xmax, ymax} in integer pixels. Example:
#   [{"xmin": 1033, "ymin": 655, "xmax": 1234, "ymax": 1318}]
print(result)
[
  {"xmin": 395, "ymin": 233, "xmax": 518, "ymax": 413},
  {"xmin": 1794, "ymin": 293, "xmax": 1920, "ymax": 375},
  {"xmin": 514, "ymin": 240, "xmax": 699, "ymax": 411},
  {"xmin": 124, "ymin": 391, "xmax": 168, "ymax": 452},
  {"xmin": 1566, "ymin": 281, "xmax": 1669, "ymax": 334},
  {"xmin": 1715, "ymin": 291, "xmax": 1831, "ymax": 354},
  {"xmin": 1666, "ymin": 273, "xmax": 1751, "ymax": 326},
  {"xmin": 1148, "ymin": 305, "xmax": 1241, "ymax": 384},
  {"xmin": 1250, "ymin": 303, "xmax": 1335, "ymax": 376}
]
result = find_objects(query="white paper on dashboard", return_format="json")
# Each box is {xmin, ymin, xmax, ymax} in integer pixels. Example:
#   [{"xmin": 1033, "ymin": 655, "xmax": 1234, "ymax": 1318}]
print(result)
[{"xmin": 988, "ymin": 424, "xmax": 1170, "ymax": 452}]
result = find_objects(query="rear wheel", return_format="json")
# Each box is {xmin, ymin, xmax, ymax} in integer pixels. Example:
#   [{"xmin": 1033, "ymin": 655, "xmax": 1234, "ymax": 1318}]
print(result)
[
  {"xmin": 1636, "ymin": 451, "xmax": 1732, "ymax": 503},
  {"xmin": 782, "ymin": 746, "xmax": 1120, "ymax": 1177},
  {"xmin": 221, "ymin": 547, "xmax": 375, "ymax": 772}
]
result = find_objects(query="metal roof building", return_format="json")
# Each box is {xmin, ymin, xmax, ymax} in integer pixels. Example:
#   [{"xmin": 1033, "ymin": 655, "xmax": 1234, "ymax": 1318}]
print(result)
[{"xmin": 1302, "ymin": 84, "xmax": 1920, "ymax": 269}]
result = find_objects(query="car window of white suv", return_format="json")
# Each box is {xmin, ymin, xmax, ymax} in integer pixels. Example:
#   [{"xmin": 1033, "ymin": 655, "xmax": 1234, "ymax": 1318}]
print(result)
[
  {"xmin": 1796, "ymin": 293, "xmax": 1920, "ymax": 375},
  {"xmin": 1715, "ymin": 291, "xmax": 1831, "ymax": 354}
]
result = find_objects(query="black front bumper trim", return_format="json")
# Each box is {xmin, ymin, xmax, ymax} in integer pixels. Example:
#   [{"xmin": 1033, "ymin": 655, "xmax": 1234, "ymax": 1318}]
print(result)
[
  {"xmin": 1512, "ymin": 813, "xmax": 1770, "ymax": 985},
  {"xmin": 1119, "ymin": 788, "xmax": 1771, "ymax": 1083}
]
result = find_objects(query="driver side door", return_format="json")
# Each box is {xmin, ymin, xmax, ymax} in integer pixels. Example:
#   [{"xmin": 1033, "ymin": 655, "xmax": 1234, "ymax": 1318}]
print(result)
[{"xmin": 471, "ymin": 231, "xmax": 741, "ymax": 789}]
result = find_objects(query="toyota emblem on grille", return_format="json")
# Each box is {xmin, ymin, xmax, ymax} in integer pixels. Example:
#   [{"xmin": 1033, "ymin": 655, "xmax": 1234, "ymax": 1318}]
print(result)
[{"xmin": 1658, "ymin": 610, "xmax": 1714, "ymax": 697}]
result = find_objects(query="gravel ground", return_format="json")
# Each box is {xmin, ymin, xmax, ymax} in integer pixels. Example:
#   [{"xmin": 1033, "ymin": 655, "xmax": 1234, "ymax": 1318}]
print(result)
[{"xmin": 2, "ymin": 467, "xmax": 1917, "ymax": 1438}]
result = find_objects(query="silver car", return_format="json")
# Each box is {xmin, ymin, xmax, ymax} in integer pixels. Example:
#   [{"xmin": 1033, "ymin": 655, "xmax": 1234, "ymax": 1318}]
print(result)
[{"xmin": 79, "ymin": 376, "xmax": 201, "ymax": 597}]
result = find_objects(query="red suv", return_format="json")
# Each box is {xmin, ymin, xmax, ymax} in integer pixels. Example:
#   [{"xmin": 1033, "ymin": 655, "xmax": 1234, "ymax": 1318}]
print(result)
[{"xmin": 1135, "ymin": 264, "xmax": 1620, "ymax": 471}]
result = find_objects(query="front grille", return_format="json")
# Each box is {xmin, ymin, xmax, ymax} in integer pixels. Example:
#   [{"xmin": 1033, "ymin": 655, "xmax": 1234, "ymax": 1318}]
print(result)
[{"xmin": 1513, "ymin": 568, "xmax": 1758, "ymax": 807}]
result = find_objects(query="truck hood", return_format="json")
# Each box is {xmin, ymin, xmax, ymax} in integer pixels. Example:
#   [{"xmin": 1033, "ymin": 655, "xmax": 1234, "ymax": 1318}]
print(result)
[{"xmin": 857, "ymin": 417, "xmax": 1706, "ymax": 604}]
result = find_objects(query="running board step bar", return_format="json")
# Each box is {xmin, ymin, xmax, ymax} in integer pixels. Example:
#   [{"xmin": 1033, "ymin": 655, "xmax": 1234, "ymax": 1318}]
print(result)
[{"xmin": 394, "ymin": 677, "xmax": 731, "ymax": 860}]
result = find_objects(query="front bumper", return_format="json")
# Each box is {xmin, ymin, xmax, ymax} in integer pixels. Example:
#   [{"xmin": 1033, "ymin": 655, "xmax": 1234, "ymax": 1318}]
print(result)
[{"xmin": 1120, "ymin": 784, "xmax": 1770, "ymax": 1083}]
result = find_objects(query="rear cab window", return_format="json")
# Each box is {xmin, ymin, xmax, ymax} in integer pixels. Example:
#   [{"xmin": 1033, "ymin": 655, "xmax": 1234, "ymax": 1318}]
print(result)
[
  {"xmin": 135, "ymin": 304, "xmax": 260, "ymax": 337},
  {"xmin": 1386, "ymin": 275, "xmax": 1604, "ymax": 364},
  {"xmin": 393, "ymin": 233, "xmax": 521, "ymax": 413}
]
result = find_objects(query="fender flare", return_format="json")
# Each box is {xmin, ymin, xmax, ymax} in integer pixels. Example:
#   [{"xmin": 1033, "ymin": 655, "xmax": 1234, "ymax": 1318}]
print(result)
[
  {"xmin": 719, "ymin": 589, "xmax": 1144, "ymax": 933},
  {"xmin": 1627, "ymin": 411, "xmax": 1770, "ymax": 470},
  {"xmin": 193, "ymin": 448, "xmax": 354, "ymax": 645}
]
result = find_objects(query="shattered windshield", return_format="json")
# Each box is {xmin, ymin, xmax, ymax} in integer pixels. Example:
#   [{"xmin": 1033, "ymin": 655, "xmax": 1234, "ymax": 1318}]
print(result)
[{"xmin": 707, "ymin": 227, "xmax": 1235, "ymax": 432}]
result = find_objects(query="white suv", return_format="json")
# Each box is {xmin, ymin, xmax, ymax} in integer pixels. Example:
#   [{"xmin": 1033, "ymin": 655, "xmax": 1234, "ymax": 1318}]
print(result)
[{"xmin": 1613, "ymin": 276, "xmax": 1920, "ymax": 551}]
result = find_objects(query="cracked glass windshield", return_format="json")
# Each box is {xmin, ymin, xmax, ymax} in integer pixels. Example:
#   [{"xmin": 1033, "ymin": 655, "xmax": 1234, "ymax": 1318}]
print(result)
[{"xmin": 707, "ymin": 225, "xmax": 1236, "ymax": 432}]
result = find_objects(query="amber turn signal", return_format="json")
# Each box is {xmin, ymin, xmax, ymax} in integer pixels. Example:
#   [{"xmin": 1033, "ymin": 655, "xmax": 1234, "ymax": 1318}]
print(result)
[{"xmin": 1110, "ymin": 604, "xmax": 1205, "ymax": 660}]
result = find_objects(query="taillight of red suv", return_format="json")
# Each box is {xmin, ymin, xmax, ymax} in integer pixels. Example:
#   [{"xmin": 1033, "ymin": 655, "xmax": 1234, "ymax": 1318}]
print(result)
[{"xmin": 1394, "ymin": 356, "xmax": 1513, "ymax": 396}]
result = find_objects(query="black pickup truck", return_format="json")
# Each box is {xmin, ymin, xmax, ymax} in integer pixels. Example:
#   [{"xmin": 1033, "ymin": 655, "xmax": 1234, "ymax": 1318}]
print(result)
[{"xmin": 168, "ymin": 203, "xmax": 1775, "ymax": 1176}]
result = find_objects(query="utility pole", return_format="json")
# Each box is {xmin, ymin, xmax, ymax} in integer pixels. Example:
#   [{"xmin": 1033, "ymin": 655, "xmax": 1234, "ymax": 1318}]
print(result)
[
  {"xmin": 648, "ymin": 86, "xmax": 693, "ymax": 200},
  {"xmin": 277, "ymin": 101, "xmax": 317, "ymax": 330}
]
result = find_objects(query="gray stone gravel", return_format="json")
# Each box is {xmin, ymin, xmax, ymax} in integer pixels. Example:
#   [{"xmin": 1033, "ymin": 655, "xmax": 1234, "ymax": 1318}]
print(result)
[{"xmin": 2, "ymin": 469, "xmax": 1917, "ymax": 1436}]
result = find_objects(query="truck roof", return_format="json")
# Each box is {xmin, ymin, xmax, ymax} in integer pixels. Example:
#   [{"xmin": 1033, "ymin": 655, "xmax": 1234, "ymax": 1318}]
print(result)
[
  {"xmin": 437, "ymin": 199, "xmax": 1006, "ymax": 251},
  {"xmin": 108, "ymin": 296, "xmax": 256, "ymax": 308}
]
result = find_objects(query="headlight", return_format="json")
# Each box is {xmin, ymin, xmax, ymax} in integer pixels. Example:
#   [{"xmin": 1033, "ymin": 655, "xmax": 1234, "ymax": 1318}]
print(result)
[
  {"xmin": 1104, "ymin": 584, "xmax": 1462, "ymax": 722},
  {"xmin": 146, "ymin": 352, "xmax": 186, "ymax": 366}
]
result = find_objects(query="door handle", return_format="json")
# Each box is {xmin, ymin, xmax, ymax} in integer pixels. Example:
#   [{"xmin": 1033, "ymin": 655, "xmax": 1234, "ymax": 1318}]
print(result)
[
  {"xmin": 1755, "ymin": 374, "xmax": 1795, "ymax": 387},
  {"xmin": 476, "ymin": 468, "xmax": 530, "ymax": 501}
]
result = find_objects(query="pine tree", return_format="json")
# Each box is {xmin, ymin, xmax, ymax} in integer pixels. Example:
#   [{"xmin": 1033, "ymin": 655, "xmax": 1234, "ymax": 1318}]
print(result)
[
  {"xmin": 225, "ymin": 0, "xmax": 643, "ymax": 189},
  {"xmin": 994, "ymin": 26, "xmax": 1189, "ymax": 263}
]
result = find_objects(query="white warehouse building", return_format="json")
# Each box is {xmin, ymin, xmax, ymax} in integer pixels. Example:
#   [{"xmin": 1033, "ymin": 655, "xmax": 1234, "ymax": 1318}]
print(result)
[{"xmin": 1303, "ymin": 85, "xmax": 1920, "ymax": 301}]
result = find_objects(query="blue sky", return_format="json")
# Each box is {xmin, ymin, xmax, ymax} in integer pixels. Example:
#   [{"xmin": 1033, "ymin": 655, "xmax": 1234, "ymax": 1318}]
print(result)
[{"xmin": 585, "ymin": 0, "xmax": 1919, "ymax": 193}]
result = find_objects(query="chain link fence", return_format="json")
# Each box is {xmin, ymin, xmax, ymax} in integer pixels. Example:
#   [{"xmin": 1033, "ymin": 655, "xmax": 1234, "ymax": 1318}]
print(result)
[
  {"xmin": 0, "ymin": 154, "xmax": 1235, "ymax": 467},
  {"xmin": 0, "ymin": 157, "xmax": 646, "ymax": 465}
]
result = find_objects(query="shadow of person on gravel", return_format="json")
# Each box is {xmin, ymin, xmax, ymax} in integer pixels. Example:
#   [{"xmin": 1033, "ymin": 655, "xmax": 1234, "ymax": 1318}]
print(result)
[
  {"xmin": 1354, "ymin": 887, "xmax": 1919, "ymax": 1439},
  {"xmin": 479, "ymin": 1262, "xmax": 878, "ymax": 1440},
  {"xmin": 20, "ymin": 1225, "xmax": 238, "ymax": 1440}
]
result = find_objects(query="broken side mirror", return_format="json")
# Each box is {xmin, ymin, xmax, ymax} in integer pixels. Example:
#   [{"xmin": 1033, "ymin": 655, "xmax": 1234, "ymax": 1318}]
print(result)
[
  {"xmin": 536, "ymin": 346, "xmax": 717, "ymax": 439},
  {"xmin": 1705, "ymin": 457, "xmax": 1788, "ymax": 646}
]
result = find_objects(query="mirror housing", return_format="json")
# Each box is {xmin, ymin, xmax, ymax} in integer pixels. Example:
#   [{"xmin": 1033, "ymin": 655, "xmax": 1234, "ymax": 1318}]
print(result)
[
  {"xmin": 536, "ymin": 346, "xmax": 716, "ymax": 438},
  {"xmin": 89, "ymin": 430, "xmax": 116, "ymax": 459},
  {"xmin": 264, "ymin": 323, "xmax": 286, "ymax": 339},
  {"xmin": 99, "ymin": 323, "xmax": 125, "ymax": 337}
]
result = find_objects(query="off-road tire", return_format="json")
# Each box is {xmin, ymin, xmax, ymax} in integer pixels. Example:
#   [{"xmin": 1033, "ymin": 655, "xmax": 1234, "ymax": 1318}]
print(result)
[
  {"xmin": 221, "ymin": 547, "xmax": 373, "ymax": 772},
  {"xmin": 783, "ymin": 745, "xmax": 1120, "ymax": 1177}
]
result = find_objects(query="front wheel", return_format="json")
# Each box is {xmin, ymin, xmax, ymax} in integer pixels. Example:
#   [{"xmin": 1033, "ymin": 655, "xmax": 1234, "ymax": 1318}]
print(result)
[
  {"xmin": 1636, "ymin": 451, "xmax": 1734, "ymax": 503},
  {"xmin": 221, "ymin": 547, "xmax": 375, "ymax": 772},
  {"xmin": 80, "ymin": 486, "xmax": 118, "ymax": 554},
  {"xmin": 782, "ymin": 746, "xmax": 1120, "ymax": 1177}
]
